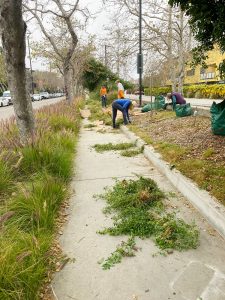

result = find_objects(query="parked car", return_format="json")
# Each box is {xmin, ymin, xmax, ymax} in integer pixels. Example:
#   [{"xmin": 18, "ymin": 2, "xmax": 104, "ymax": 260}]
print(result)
[
  {"xmin": 32, "ymin": 94, "xmax": 42, "ymax": 101},
  {"xmin": 0, "ymin": 96, "xmax": 10, "ymax": 107},
  {"xmin": 2, "ymin": 90, "xmax": 12, "ymax": 105},
  {"xmin": 40, "ymin": 92, "xmax": 50, "ymax": 99},
  {"xmin": 134, "ymin": 90, "xmax": 144, "ymax": 95}
]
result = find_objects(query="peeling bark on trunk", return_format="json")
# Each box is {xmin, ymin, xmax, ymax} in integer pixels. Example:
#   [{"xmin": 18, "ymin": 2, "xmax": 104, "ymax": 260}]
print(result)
[
  {"xmin": 0, "ymin": 0, "xmax": 35, "ymax": 143},
  {"xmin": 63, "ymin": 63, "xmax": 73, "ymax": 103}
]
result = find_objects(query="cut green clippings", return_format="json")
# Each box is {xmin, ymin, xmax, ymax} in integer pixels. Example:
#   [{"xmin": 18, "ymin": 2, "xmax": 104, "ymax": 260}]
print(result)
[
  {"xmin": 120, "ymin": 146, "xmax": 144, "ymax": 157},
  {"xmin": 97, "ymin": 177, "xmax": 199, "ymax": 253},
  {"xmin": 154, "ymin": 214, "xmax": 199, "ymax": 251},
  {"xmin": 101, "ymin": 236, "xmax": 136, "ymax": 270},
  {"xmin": 93, "ymin": 142, "xmax": 134, "ymax": 153},
  {"xmin": 84, "ymin": 123, "xmax": 96, "ymax": 128}
]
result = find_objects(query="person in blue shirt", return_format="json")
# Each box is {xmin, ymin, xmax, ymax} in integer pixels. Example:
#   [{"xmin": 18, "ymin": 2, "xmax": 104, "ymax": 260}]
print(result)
[{"xmin": 112, "ymin": 98, "xmax": 132, "ymax": 128}]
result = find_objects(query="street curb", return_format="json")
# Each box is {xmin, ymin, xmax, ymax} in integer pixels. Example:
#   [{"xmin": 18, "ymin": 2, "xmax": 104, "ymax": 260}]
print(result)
[{"xmin": 121, "ymin": 125, "xmax": 225, "ymax": 240}]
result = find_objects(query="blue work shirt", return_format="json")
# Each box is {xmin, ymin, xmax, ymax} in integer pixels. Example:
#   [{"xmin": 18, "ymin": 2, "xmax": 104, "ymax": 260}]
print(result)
[{"xmin": 114, "ymin": 99, "xmax": 131, "ymax": 110}]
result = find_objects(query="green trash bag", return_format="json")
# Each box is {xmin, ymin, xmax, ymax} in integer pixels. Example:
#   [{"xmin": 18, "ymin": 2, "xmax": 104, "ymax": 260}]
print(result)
[
  {"xmin": 155, "ymin": 95, "xmax": 165, "ymax": 109},
  {"xmin": 141, "ymin": 102, "xmax": 156, "ymax": 112},
  {"xmin": 175, "ymin": 103, "xmax": 193, "ymax": 117},
  {"xmin": 141, "ymin": 95, "xmax": 165, "ymax": 112},
  {"xmin": 210, "ymin": 99, "xmax": 225, "ymax": 136}
]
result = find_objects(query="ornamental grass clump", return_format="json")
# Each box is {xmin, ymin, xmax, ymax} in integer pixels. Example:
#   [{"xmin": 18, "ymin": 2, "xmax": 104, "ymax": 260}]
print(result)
[{"xmin": 0, "ymin": 100, "xmax": 81, "ymax": 299}]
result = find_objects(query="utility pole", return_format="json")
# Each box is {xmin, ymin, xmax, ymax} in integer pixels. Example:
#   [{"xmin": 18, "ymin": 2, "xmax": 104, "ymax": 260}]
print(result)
[
  {"xmin": 137, "ymin": 0, "xmax": 143, "ymax": 107},
  {"xmin": 27, "ymin": 34, "xmax": 34, "ymax": 95},
  {"xmin": 104, "ymin": 45, "xmax": 107, "ymax": 67}
]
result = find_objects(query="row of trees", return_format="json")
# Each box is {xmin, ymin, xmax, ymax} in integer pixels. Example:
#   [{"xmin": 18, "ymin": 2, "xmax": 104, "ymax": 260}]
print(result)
[
  {"xmin": 0, "ymin": 0, "xmax": 225, "ymax": 142},
  {"xmin": 0, "ymin": 0, "xmax": 91, "ymax": 142},
  {"xmin": 102, "ymin": 0, "xmax": 194, "ymax": 92},
  {"xmin": 102, "ymin": 0, "xmax": 225, "ymax": 92}
]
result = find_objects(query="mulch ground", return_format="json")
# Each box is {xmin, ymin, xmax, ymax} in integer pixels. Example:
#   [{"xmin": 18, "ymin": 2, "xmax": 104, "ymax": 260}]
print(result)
[{"xmin": 132, "ymin": 111, "xmax": 225, "ymax": 166}]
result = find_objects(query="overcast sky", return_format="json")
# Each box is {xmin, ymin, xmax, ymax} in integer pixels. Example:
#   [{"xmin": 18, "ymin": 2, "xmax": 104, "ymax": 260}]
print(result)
[
  {"xmin": 26, "ymin": 0, "xmax": 110, "ymax": 70},
  {"xmin": 25, "ymin": 0, "xmax": 138, "ymax": 79}
]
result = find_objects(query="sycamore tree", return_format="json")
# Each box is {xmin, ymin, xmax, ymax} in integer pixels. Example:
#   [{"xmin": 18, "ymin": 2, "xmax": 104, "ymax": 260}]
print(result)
[
  {"xmin": 104, "ymin": 0, "xmax": 194, "ymax": 92},
  {"xmin": 31, "ymin": 38, "xmax": 94, "ymax": 96},
  {"xmin": 23, "ymin": 0, "xmax": 88, "ymax": 103},
  {"xmin": 169, "ymin": 0, "xmax": 225, "ymax": 77},
  {"xmin": 0, "ymin": 0, "xmax": 35, "ymax": 143}
]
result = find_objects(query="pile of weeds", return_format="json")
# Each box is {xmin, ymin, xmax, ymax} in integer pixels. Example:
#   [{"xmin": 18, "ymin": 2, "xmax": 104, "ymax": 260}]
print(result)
[
  {"xmin": 93, "ymin": 142, "xmax": 134, "ymax": 153},
  {"xmin": 120, "ymin": 146, "xmax": 144, "ymax": 157},
  {"xmin": 0, "ymin": 100, "xmax": 81, "ymax": 298},
  {"xmin": 93, "ymin": 142, "xmax": 143, "ymax": 157},
  {"xmin": 97, "ymin": 177, "xmax": 199, "ymax": 267}
]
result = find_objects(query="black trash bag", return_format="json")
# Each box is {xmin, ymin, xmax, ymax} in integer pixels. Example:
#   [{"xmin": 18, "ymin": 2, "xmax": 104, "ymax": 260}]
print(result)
[{"xmin": 210, "ymin": 99, "xmax": 225, "ymax": 136}]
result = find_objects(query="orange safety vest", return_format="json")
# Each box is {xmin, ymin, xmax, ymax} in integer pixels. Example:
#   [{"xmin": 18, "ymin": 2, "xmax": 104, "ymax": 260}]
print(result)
[
  {"xmin": 118, "ymin": 90, "xmax": 124, "ymax": 99},
  {"xmin": 100, "ymin": 87, "xmax": 107, "ymax": 96}
]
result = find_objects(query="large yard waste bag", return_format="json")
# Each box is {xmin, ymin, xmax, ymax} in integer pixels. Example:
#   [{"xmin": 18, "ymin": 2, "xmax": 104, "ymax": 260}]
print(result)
[
  {"xmin": 155, "ymin": 95, "xmax": 165, "ymax": 109},
  {"xmin": 210, "ymin": 99, "xmax": 225, "ymax": 136},
  {"xmin": 175, "ymin": 103, "xmax": 193, "ymax": 117},
  {"xmin": 141, "ymin": 95, "xmax": 165, "ymax": 112},
  {"xmin": 141, "ymin": 102, "xmax": 156, "ymax": 112}
]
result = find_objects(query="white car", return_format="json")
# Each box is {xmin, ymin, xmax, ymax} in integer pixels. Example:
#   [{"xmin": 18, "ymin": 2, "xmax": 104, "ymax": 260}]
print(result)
[
  {"xmin": 40, "ymin": 92, "xmax": 49, "ymax": 99},
  {"xmin": 2, "ymin": 90, "xmax": 12, "ymax": 105},
  {"xmin": 32, "ymin": 94, "xmax": 42, "ymax": 101},
  {"xmin": 0, "ymin": 96, "xmax": 10, "ymax": 107}
]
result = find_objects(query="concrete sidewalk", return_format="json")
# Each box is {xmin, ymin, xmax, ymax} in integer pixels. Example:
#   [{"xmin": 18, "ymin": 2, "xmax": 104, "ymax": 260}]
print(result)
[
  {"xmin": 127, "ymin": 94, "xmax": 222, "ymax": 108},
  {"xmin": 52, "ymin": 121, "xmax": 225, "ymax": 300}
]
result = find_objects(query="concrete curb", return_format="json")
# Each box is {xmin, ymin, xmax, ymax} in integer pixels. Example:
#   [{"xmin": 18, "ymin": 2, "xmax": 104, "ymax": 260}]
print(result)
[{"xmin": 121, "ymin": 125, "xmax": 225, "ymax": 240}]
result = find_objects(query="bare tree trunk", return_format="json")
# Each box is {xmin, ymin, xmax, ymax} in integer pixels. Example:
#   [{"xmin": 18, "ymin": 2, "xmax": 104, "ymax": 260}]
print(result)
[
  {"xmin": 63, "ymin": 63, "xmax": 74, "ymax": 103},
  {"xmin": 0, "ymin": 0, "xmax": 35, "ymax": 142}
]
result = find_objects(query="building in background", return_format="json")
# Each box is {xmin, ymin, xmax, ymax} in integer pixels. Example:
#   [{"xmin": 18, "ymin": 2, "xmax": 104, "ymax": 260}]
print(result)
[{"xmin": 184, "ymin": 46, "xmax": 225, "ymax": 85}]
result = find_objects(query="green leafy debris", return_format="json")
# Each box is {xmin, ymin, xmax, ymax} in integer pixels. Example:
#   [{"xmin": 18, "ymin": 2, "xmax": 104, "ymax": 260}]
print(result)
[
  {"xmin": 97, "ymin": 177, "xmax": 199, "ymax": 254},
  {"xmin": 93, "ymin": 142, "xmax": 134, "ymax": 153},
  {"xmin": 101, "ymin": 236, "xmax": 136, "ymax": 270}
]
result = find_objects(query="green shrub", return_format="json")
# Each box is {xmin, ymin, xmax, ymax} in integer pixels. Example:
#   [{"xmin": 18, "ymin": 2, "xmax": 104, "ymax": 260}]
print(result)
[
  {"xmin": 106, "ymin": 91, "xmax": 118, "ymax": 104},
  {"xmin": 145, "ymin": 86, "xmax": 171, "ymax": 96},
  {"xmin": 146, "ymin": 84, "xmax": 225, "ymax": 99}
]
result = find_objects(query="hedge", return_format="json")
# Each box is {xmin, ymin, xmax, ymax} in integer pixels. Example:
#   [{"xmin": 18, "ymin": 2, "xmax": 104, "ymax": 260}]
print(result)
[{"xmin": 145, "ymin": 84, "xmax": 225, "ymax": 99}]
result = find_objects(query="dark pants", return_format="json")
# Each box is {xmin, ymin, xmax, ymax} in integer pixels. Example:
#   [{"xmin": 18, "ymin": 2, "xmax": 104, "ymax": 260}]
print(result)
[
  {"xmin": 101, "ymin": 95, "xmax": 107, "ymax": 107},
  {"xmin": 112, "ymin": 102, "xmax": 129, "ymax": 128}
]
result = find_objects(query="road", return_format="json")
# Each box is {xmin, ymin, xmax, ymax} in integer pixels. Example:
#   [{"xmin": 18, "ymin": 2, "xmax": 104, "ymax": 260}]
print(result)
[
  {"xmin": 0, "ymin": 97, "xmax": 64, "ymax": 121},
  {"xmin": 127, "ymin": 94, "xmax": 223, "ymax": 108}
]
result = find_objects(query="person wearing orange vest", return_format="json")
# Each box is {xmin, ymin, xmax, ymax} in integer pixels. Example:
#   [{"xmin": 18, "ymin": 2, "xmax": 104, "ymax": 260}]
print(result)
[
  {"xmin": 116, "ymin": 79, "xmax": 125, "ymax": 99},
  {"xmin": 100, "ymin": 85, "xmax": 107, "ymax": 107}
]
